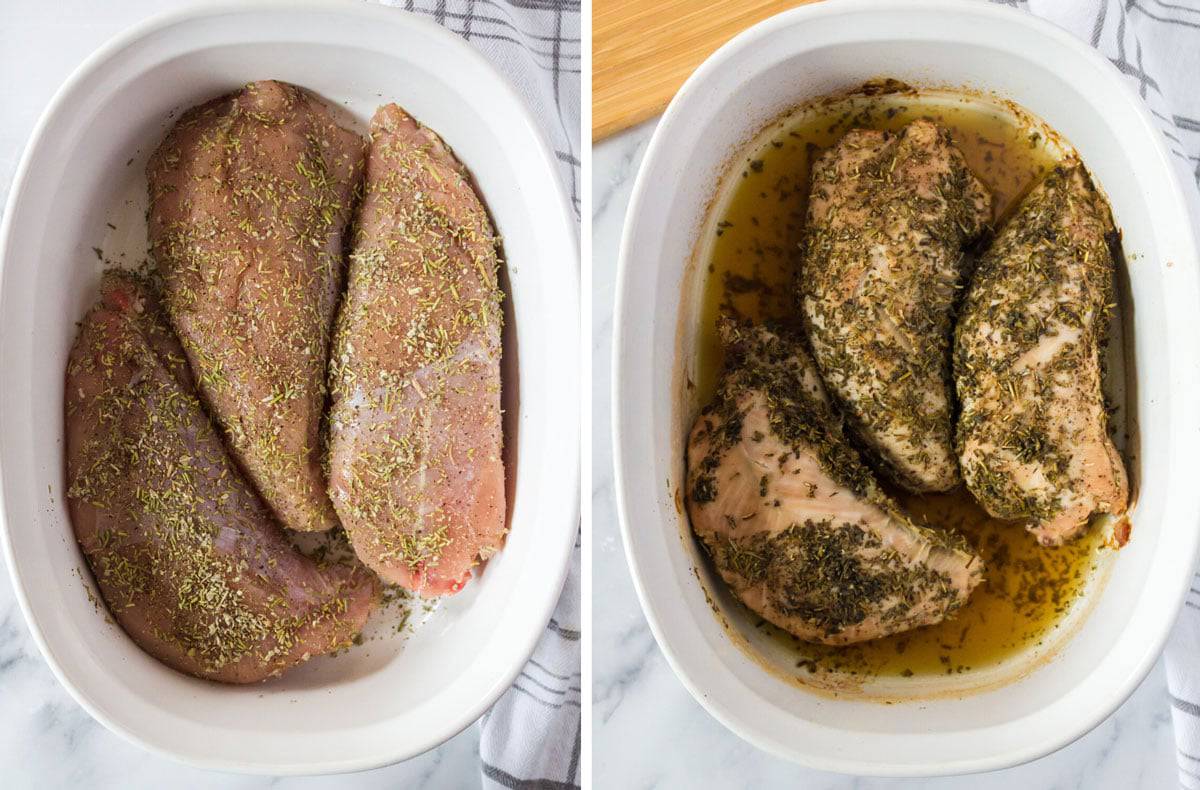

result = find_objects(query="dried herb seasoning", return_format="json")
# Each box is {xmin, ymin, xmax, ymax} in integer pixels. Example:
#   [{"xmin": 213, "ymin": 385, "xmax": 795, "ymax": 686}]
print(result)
[
  {"xmin": 954, "ymin": 163, "xmax": 1128, "ymax": 546},
  {"xmin": 689, "ymin": 89, "xmax": 1113, "ymax": 681},
  {"xmin": 65, "ymin": 272, "xmax": 375, "ymax": 682},
  {"xmin": 686, "ymin": 321, "xmax": 982, "ymax": 644}
]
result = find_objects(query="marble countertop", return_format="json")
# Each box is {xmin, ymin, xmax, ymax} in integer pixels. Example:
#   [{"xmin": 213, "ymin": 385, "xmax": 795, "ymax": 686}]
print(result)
[
  {"xmin": 0, "ymin": 1, "xmax": 1187, "ymax": 786},
  {"xmin": 0, "ymin": 1, "xmax": 479, "ymax": 787},
  {"xmin": 590, "ymin": 120, "xmax": 1179, "ymax": 790}
]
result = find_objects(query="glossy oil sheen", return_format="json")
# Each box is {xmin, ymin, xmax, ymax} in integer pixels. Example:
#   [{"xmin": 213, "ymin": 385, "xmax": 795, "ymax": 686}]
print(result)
[{"xmin": 692, "ymin": 88, "xmax": 1115, "ymax": 681}]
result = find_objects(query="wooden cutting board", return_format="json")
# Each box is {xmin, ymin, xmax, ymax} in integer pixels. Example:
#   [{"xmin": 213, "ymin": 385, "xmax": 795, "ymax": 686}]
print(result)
[{"xmin": 593, "ymin": 0, "xmax": 822, "ymax": 141}]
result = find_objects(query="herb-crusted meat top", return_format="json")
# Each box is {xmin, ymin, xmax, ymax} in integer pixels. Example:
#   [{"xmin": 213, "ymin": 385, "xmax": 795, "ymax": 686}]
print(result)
[
  {"xmin": 686, "ymin": 321, "xmax": 984, "ymax": 645},
  {"xmin": 800, "ymin": 120, "xmax": 992, "ymax": 493},
  {"xmin": 954, "ymin": 163, "xmax": 1128, "ymax": 545},
  {"xmin": 65, "ymin": 272, "xmax": 378, "ymax": 683},
  {"xmin": 327, "ymin": 104, "xmax": 505, "ymax": 597},
  {"xmin": 147, "ymin": 80, "xmax": 365, "ymax": 532}
]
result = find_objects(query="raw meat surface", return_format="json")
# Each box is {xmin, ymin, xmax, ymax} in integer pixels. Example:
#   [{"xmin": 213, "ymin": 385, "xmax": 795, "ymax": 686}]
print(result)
[
  {"xmin": 328, "ymin": 104, "xmax": 505, "ymax": 596},
  {"xmin": 147, "ymin": 80, "xmax": 365, "ymax": 532},
  {"xmin": 66, "ymin": 273, "xmax": 378, "ymax": 683}
]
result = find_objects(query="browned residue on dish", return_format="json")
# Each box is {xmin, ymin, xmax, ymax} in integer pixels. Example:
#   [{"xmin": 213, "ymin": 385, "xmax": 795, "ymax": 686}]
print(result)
[{"xmin": 673, "ymin": 80, "xmax": 1132, "ymax": 702}]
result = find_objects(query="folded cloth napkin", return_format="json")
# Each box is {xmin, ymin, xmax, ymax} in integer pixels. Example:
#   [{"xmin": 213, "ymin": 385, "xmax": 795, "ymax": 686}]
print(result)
[
  {"xmin": 991, "ymin": 1, "xmax": 1200, "ymax": 787},
  {"xmin": 372, "ymin": 1, "xmax": 582, "ymax": 787}
]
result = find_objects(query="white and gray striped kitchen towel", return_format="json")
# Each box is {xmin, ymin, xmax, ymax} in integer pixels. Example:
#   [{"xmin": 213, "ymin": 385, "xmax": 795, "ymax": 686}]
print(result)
[
  {"xmin": 378, "ymin": 0, "xmax": 580, "ymax": 222},
  {"xmin": 373, "ymin": 1, "xmax": 581, "ymax": 788},
  {"xmin": 990, "ymin": 1, "xmax": 1200, "ymax": 788}
]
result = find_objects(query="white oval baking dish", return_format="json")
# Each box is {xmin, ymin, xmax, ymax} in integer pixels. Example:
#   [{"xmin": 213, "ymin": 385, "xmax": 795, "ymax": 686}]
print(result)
[
  {"xmin": 0, "ymin": 0, "xmax": 579, "ymax": 775},
  {"xmin": 613, "ymin": 0, "xmax": 1200, "ymax": 776}
]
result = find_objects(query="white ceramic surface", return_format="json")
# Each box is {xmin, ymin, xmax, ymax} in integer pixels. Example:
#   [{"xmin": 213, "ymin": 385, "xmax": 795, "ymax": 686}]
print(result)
[
  {"xmin": 613, "ymin": 0, "xmax": 1200, "ymax": 776},
  {"xmin": 0, "ymin": 0, "xmax": 579, "ymax": 776}
]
